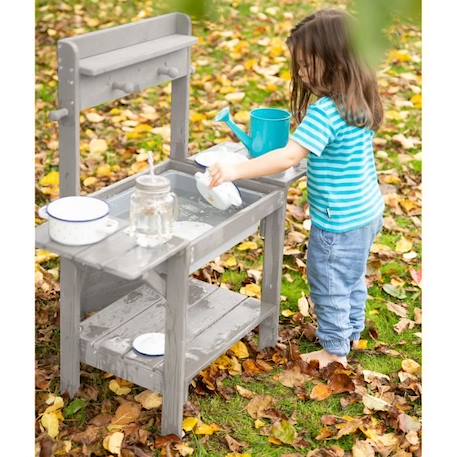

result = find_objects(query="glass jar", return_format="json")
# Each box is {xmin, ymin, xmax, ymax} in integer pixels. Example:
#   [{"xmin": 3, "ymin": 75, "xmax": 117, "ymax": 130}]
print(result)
[{"xmin": 129, "ymin": 174, "xmax": 179, "ymax": 247}]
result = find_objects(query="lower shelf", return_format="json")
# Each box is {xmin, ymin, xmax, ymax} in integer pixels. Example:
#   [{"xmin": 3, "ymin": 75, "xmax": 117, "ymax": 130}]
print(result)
[{"xmin": 80, "ymin": 278, "xmax": 275, "ymax": 392}]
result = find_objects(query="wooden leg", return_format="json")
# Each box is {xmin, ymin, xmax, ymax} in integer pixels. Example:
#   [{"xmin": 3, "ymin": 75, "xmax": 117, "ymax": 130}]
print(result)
[
  {"xmin": 59, "ymin": 258, "xmax": 82, "ymax": 397},
  {"xmin": 161, "ymin": 248, "xmax": 190, "ymax": 436},
  {"xmin": 258, "ymin": 203, "xmax": 286, "ymax": 350}
]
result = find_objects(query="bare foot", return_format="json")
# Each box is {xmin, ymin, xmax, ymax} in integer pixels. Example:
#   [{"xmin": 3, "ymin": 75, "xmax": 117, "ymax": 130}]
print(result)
[{"xmin": 300, "ymin": 349, "xmax": 347, "ymax": 368}]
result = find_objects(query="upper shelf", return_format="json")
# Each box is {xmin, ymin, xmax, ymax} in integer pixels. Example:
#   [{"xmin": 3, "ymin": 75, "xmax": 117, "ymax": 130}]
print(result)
[{"xmin": 79, "ymin": 34, "xmax": 197, "ymax": 76}]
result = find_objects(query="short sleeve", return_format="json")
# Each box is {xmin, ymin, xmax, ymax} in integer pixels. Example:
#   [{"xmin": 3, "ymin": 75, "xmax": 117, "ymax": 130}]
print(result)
[{"xmin": 291, "ymin": 105, "xmax": 334, "ymax": 157}]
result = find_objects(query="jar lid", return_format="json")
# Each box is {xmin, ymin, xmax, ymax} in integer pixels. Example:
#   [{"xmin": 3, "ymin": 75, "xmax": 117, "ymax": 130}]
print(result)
[
  {"xmin": 46, "ymin": 196, "xmax": 109, "ymax": 222},
  {"xmin": 135, "ymin": 174, "xmax": 170, "ymax": 193}
]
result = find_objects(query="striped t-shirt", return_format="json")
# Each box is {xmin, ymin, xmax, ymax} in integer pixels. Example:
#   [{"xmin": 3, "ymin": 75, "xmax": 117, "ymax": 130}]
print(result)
[{"xmin": 291, "ymin": 97, "xmax": 384, "ymax": 233}]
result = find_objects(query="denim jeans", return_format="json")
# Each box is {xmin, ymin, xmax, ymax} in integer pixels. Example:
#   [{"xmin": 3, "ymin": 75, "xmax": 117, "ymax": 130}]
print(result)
[{"xmin": 307, "ymin": 215, "xmax": 384, "ymax": 356}]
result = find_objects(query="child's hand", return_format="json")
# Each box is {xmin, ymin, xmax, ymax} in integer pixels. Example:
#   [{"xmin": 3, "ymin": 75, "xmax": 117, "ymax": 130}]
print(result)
[{"xmin": 209, "ymin": 162, "xmax": 238, "ymax": 187}]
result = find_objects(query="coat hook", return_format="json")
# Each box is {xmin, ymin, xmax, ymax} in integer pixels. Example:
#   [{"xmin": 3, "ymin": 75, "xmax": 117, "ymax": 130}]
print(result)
[
  {"xmin": 50, "ymin": 108, "xmax": 69, "ymax": 121},
  {"xmin": 157, "ymin": 66, "xmax": 179, "ymax": 79},
  {"xmin": 112, "ymin": 81, "xmax": 140, "ymax": 93}
]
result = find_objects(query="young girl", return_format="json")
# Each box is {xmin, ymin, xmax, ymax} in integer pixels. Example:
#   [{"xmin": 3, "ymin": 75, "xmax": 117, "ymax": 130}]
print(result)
[{"xmin": 209, "ymin": 9, "xmax": 384, "ymax": 368}]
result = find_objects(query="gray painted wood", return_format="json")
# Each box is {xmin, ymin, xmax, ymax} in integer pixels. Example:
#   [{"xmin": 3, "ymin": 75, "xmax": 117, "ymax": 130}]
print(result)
[
  {"xmin": 258, "ymin": 200, "xmax": 287, "ymax": 350},
  {"xmin": 80, "ymin": 267, "xmax": 144, "ymax": 315},
  {"xmin": 161, "ymin": 247, "xmax": 190, "ymax": 435},
  {"xmin": 80, "ymin": 49, "xmax": 191, "ymax": 110},
  {"xmin": 62, "ymin": 13, "xmax": 190, "ymax": 59},
  {"xmin": 79, "ymin": 34, "xmax": 196, "ymax": 76},
  {"xmin": 184, "ymin": 297, "xmax": 275, "ymax": 381},
  {"xmin": 57, "ymin": 41, "xmax": 80, "ymax": 198},
  {"xmin": 59, "ymin": 259, "xmax": 82, "ymax": 397}
]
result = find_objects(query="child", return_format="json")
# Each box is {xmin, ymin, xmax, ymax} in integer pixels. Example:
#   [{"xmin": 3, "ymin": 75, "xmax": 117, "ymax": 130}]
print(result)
[{"xmin": 209, "ymin": 9, "xmax": 384, "ymax": 368}]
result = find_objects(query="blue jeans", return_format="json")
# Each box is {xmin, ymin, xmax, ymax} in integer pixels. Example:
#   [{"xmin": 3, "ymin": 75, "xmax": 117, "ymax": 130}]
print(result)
[{"xmin": 307, "ymin": 215, "xmax": 383, "ymax": 356}]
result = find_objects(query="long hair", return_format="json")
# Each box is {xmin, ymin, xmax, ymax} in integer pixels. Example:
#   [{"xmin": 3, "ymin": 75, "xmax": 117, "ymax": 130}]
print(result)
[{"xmin": 286, "ymin": 9, "xmax": 383, "ymax": 131}]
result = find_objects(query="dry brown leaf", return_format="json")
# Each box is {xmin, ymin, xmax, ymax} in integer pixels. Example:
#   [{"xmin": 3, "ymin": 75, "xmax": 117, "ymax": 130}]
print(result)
[
  {"xmin": 245, "ymin": 395, "xmax": 275, "ymax": 419},
  {"xmin": 310, "ymin": 384, "xmax": 333, "ymax": 401},
  {"xmin": 111, "ymin": 401, "xmax": 141, "ymax": 426}
]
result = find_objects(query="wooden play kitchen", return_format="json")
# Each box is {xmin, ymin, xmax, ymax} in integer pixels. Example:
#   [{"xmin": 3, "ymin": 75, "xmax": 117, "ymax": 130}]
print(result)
[{"xmin": 35, "ymin": 13, "xmax": 307, "ymax": 436}]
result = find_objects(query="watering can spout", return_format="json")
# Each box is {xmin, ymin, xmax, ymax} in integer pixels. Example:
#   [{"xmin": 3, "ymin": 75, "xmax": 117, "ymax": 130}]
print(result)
[{"xmin": 215, "ymin": 107, "xmax": 252, "ymax": 150}]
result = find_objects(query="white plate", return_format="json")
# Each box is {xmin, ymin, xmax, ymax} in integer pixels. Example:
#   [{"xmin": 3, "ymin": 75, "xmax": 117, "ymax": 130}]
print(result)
[
  {"xmin": 172, "ymin": 221, "xmax": 213, "ymax": 240},
  {"xmin": 132, "ymin": 332, "xmax": 165, "ymax": 356},
  {"xmin": 193, "ymin": 150, "xmax": 248, "ymax": 168}
]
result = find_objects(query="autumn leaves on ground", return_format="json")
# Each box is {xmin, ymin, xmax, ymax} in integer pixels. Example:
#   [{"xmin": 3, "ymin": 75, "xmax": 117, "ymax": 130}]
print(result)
[{"xmin": 35, "ymin": 1, "xmax": 422, "ymax": 456}]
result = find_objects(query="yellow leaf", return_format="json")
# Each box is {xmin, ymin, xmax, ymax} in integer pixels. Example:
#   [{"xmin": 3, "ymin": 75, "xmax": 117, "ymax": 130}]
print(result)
[
  {"xmin": 194, "ymin": 423, "xmax": 220, "ymax": 435},
  {"xmin": 237, "ymin": 241, "xmax": 258, "ymax": 251},
  {"xmin": 41, "ymin": 412, "xmax": 60, "ymax": 438},
  {"xmin": 109, "ymin": 379, "xmax": 132, "ymax": 395},
  {"xmin": 388, "ymin": 50, "xmax": 412, "ymax": 63},
  {"xmin": 352, "ymin": 340, "xmax": 368, "ymax": 351},
  {"xmin": 244, "ymin": 59, "xmax": 257, "ymax": 70},
  {"xmin": 411, "ymin": 94, "xmax": 422, "ymax": 109},
  {"xmin": 44, "ymin": 394, "xmax": 64, "ymax": 413},
  {"xmin": 266, "ymin": 83, "xmax": 278, "ymax": 92},
  {"xmin": 254, "ymin": 419, "xmax": 266, "ymax": 429},
  {"xmin": 233, "ymin": 111, "xmax": 250, "ymax": 123},
  {"xmin": 134, "ymin": 390, "xmax": 162, "ymax": 409},
  {"xmin": 39, "ymin": 171, "xmax": 60, "ymax": 187},
  {"xmin": 281, "ymin": 309, "xmax": 295, "ymax": 317},
  {"xmin": 229, "ymin": 356, "xmax": 242, "ymax": 376},
  {"xmin": 401, "ymin": 359, "xmax": 421, "ymax": 375},
  {"xmin": 96, "ymin": 164, "xmax": 112, "ymax": 178},
  {"xmin": 223, "ymin": 255, "xmax": 237, "ymax": 267},
  {"xmin": 191, "ymin": 112, "xmax": 207, "ymax": 122},
  {"xmin": 268, "ymin": 436, "xmax": 282, "ymax": 445},
  {"xmin": 103, "ymin": 432, "xmax": 124, "ymax": 456},
  {"xmin": 175, "ymin": 442, "xmax": 195, "ymax": 456},
  {"xmin": 83, "ymin": 176, "xmax": 98, "ymax": 187},
  {"xmin": 240, "ymin": 283, "xmax": 261, "ymax": 298},
  {"xmin": 89, "ymin": 138, "xmax": 108, "ymax": 154},
  {"xmin": 130, "ymin": 161, "xmax": 149, "ymax": 174},
  {"xmin": 230, "ymin": 341, "xmax": 249, "ymax": 359},
  {"xmin": 133, "ymin": 123, "xmax": 153, "ymax": 134},
  {"xmin": 395, "ymin": 237, "xmax": 413, "ymax": 254},
  {"xmin": 182, "ymin": 417, "xmax": 199, "ymax": 432},
  {"xmin": 35, "ymin": 249, "xmax": 58, "ymax": 264}
]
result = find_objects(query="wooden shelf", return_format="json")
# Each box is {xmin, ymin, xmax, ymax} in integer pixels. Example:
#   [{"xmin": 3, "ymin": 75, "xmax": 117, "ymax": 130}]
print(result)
[
  {"xmin": 79, "ymin": 34, "xmax": 197, "ymax": 76},
  {"xmin": 79, "ymin": 278, "xmax": 273, "ymax": 392}
]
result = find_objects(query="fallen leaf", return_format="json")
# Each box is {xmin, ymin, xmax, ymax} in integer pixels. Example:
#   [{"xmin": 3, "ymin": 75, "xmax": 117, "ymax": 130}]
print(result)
[
  {"xmin": 175, "ymin": 442, "xmax": 194, "ymax": 456},
  {"xmin": 328, "ymin": 373, "xmax": 355, "ymax": 394},
  {"xmin": 230, "ymin": 341, "xmax": 249, "ymax": 359},
  {"xmin": 401, "ymin": 359, "xmax": 421, "ymax": 375},
  {"xmin": 235, "ymin": 385, "xmax": 255, "ymax": 399},
  {"xmin": 352, "ymin": 440, "xmax": 375, "ymax": 457},
  {"xmin": 109, "ymin": 379, "xmax": 132, "ymax": 395},
  {"xmin": 39, "ymin": 171, "xmax": 60, "ymax": 187},
  {"xmin": 240, "ymin": 283, "xmax": 261, "ymax": 298},
  {"xmin": 271, "ymin": 420, "xmax": 297, "ymax": 445},
  {"xmin": 398, "ymin": 413, "xmax": 421, "ymax": 433},
  {"xmin": 225, "ymin": 92, "xmax": 245, "ymax": 102},
  {"xmin": 134, "ymin": 390, "xmax": 162, "ymax": 409},
  {"xmin": 383, "ymin": 284, "xmax": 407, "ymax": 299},
  {"xmin": 41, "ymin": 412, "xmax": 60, "ymax": 438},
  {"xmin": 310, "ymin": 384, "xmax": 333, "ymax": 401},
  {"xmin": 96, "ymin": 164, "xmax": 112, "ymax": 178},
  {"xmin": 111, "ymin": 401, "xmax": 141, "ymax": 426},
  {"xmin": 237, "ymin": 241, "xmax": 258, "ymax": 251},
  {"xmin": 194, "ymin": 422, "xmax": 221, "ymax": 435},
  {"xmin": 86, "ymin": 112, "xmax": 105, "ymax": 123},
  {"xmin": 362, "ymin": 370, "xmax": 390, "ymax": 383},
  {"xmin": 362, "ymin": 394, "xmax": 390, "ymax": 411},
  {"xmin": 298, "ymin": 293, "xmax": 309, "ymax": 317},
  {"xmin": 274, "ymin": 365, "xmax": 307, "ymax": 388},
  {"xmin": 182, "ymin": 417, "xmax": 199, "ymax": 432},
  {"xmin": 386, "ymin": 302, "xmax": 408, "ymax": 318},
  {"xmin": 394, "ymin": 318, "xmax": 416, "ymax": 334},
  {"xmin": 89, "ymin": 138, "xmax": 108, "ymax": 154},
  {"xmin": 103, "ymin": 432, "xmax": 124, "ymax": 456},
  {"xmin": 245, "ymin": 395, "xmax": 275, "ymax": 419}
]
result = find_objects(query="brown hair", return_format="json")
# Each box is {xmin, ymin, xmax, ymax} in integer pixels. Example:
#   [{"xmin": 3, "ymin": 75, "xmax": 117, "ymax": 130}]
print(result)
[{"xmin": 286, "ymin": 9, "xmax": 383, "ymax": 131}]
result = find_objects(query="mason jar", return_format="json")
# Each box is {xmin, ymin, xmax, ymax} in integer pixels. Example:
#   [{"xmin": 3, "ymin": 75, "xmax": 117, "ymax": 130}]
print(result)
[{"xmin": 129, "ymin": 174, "xmax": 178, "ymax": 247}]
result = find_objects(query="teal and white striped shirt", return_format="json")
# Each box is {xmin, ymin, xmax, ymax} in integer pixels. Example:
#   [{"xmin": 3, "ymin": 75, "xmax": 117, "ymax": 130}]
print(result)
[{"xmin": 291, "ymin": 97, "xmax": 384, "ymax": 233}]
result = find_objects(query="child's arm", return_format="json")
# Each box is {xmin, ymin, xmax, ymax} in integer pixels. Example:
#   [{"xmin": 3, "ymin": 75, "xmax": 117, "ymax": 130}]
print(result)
[{"xmin": 209, "ymin": 140, "xmax": 308, "ymax": 187}]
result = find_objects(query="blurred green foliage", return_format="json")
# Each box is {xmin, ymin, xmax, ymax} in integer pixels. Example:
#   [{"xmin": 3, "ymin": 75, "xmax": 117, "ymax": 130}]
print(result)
[{"xmin": 350, "ymin": 0, "xmax": 421, "ymax": 67}]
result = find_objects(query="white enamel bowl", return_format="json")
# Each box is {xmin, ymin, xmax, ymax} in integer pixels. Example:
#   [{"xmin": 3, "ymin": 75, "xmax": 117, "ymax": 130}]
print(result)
[{"xmin": 39, "ymin": 196, "xmax": 119, "ymax": 246}]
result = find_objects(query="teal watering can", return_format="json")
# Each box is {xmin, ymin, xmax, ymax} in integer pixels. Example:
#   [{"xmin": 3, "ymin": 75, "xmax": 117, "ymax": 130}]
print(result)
[{"xmin": 215, "ymin": 107, "xmax": 291, "ymax": 158}]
